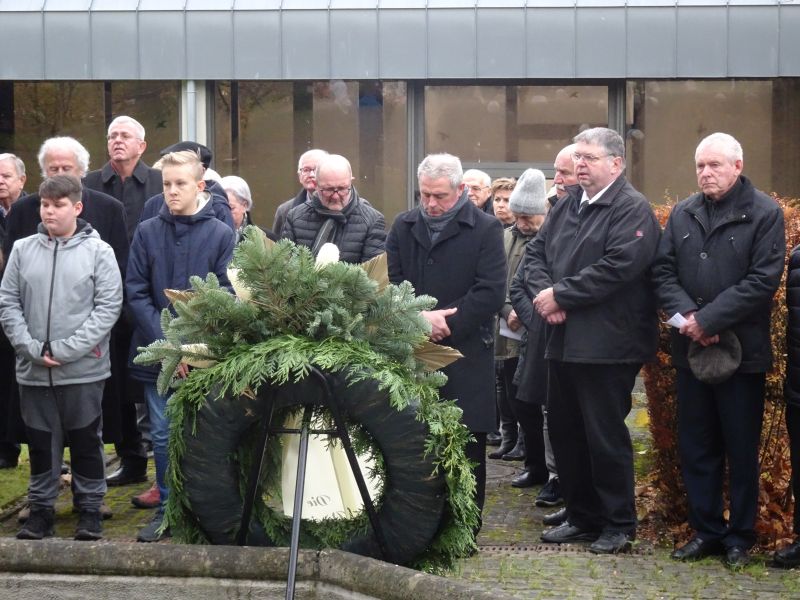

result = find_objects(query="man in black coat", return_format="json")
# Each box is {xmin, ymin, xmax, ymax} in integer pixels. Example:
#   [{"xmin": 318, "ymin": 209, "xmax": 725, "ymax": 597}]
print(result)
[
  {"xmin": 653, "ymin": 132, "xmax": 785, "ymax": 568},
  {"xmin": 525, "ymin": 127, "xmax": 660, "ymax": 554},
  {"xmin": 386, "ymin": 153, "xmax": 506, "ymax": 523},
  {"xmin": 83, "ymin": 116, "xmax": 162, "ymax": 493},
  {"xmin": 3, "ymin": 137, "xmax": 129, "ymax": 515},
  {"xmin": 83, "ymin": 116, "xmax": 163, "ymax": 241}
]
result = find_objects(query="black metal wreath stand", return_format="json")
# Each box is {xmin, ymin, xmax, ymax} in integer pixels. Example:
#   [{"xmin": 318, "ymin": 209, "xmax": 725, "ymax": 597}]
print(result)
[{"xmin": 235, "ymin": 367, "xmax": 389, "ymax": 600}]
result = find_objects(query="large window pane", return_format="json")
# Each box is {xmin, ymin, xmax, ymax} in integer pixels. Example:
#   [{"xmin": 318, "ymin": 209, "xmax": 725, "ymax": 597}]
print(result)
[
  {"xmin": 424, "ymin": 85, "xmax": 608, "ymax": 164},
  {"xmin": 214, "ymin": 81, "xmax": 408, "ymax": 229},
  {"xmin": 0, "ymin": 81, "xmax": 180, "ymax": 192},
  {"xmin": 110, "ymin": 81, "xmax": 181, "ymax": 169},
  {"xmin": 626, "ymin": 80, "xmax": 800, "ymax": 203}
]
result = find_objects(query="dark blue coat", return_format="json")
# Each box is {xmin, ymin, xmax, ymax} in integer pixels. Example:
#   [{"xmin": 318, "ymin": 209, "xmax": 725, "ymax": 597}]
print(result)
[
  {"xmin": 386, "ymin": 197, "xmax": 506, "ymax": 432},
  {"xmin": 126, "ymin": 195, "xmax": 235, "ymax": 382},
  {"xmin": 139, "ymin": 179, "xmax": 235, "ymax": 231}
]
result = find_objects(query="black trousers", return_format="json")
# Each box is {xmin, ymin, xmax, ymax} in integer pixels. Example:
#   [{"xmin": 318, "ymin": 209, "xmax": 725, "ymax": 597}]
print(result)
[
  {"xmin": 676, "ymin": 368, "xmax": 765, "ymax": 549},
  {"xmin": 787, "ymin": 403, "xmax": 800, "ymax": 536},
  {"xmin": 547, "ymin": 360, "xmax": 639, "ymax": 535},
  {"xmin": 465, "ymin": 432, "xmax": 487, "ymax": 528},
  {"xmin": 511, "ymin": 397, "xmax": 546, "ymax": 477},
  {"xmin": 495, "ymin": 358, "xmax": 519, "ymax": 445}
]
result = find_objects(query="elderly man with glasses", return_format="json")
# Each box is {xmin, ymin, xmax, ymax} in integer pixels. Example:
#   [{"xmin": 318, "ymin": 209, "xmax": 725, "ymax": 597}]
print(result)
[
  {"xmin": 280, "ymin": 154, "xmax": 385, "ymax": 263},
  {"xmin": 523, "ymin": 127, "xmax": 661, "ymax": 554},
  {"xmin": 463, "ymin": 169, "xmax": 494, "ymax": 215},
  {"xmin": 272, "ymin": 149, "xmax": 329, "ymax": 237}
]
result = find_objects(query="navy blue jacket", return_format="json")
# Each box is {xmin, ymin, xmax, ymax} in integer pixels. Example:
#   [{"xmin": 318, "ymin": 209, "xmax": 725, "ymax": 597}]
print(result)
[
  {"xmin": 126, "ymin": 195, "xmax": 235, "ymax": 382},
  {"xmin": 139, "ymin": 179, "xmax": 235, "ymax": 231}
]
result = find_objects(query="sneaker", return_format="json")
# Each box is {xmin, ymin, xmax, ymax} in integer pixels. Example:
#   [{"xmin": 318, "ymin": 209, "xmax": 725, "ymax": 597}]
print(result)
[
  {"xmin": 17, "ymin": 507, "xmax": 55, "ymax": 540},
  {"xmin": 137, "ymin": 512, "xmax": 170, "ymax": 543},
  {"xmin": 535, "ymin": 477, "xmax": 564, "ymax": 507},
  {"xmin": 132, "ymin": 483, "xmax": 160, "ymax": 509},
  {"xmin": 74, "ymin": 510, "xmax": 103, "ymax": 541},
  {"xmin": 71, "ymin": 502, "xmax": 114, "ymax": 520}
]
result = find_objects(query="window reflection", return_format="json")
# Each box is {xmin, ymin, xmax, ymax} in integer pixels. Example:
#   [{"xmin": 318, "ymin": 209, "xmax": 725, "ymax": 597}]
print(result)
[
  {"xmin": 214, "ymin": 80, "xmax": 408, "ymax": 228},
  {"xmin": 626, "ymin": 80, "xmax": 800, "ymax": 202},
  {"xmin": 425, "ymin": 85, "xmax": 608, "ymax": 164},
  {"xmin": 0, "ymin": 81, "xmax": 179, "ymax": 191}
]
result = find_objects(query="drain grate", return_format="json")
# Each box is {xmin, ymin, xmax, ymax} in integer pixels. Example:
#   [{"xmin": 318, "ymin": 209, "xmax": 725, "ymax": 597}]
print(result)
[{"xmin": 477, "ymin": 543, "xmax": 654, "ymax": 555}]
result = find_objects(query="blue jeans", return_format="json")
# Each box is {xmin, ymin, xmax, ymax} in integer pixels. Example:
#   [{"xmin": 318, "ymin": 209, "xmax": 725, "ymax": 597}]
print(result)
[{"xmin": 143, "ymin": 382, "xmax": 170, "ymax": 512}]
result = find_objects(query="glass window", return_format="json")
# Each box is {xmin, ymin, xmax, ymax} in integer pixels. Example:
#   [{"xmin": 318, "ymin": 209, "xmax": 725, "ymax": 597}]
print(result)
[
  {"xmin": 424, "ymin": 85, "xmax": 608, "ymax": 165},
  {"xmin": 626, "ymin": 80, "xmax": 800, "ymax": 203},
  {"xmin": 214, "ymin": 80, "xmax": 408, "ymax": 230},
  {"xmin": 0, "ymin": 81, "xmax": 180, "ymax": 192}
]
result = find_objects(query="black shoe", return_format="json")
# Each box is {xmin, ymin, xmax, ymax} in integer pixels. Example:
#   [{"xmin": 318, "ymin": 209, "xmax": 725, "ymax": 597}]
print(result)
[
  {"xmin": 17, "ymin": 507, "xmax": 55, "ymax": 540},
  {"xmin": 541, "ymin": 522, "xmax": 600, "ymax": 544},
  {"xmin": 501, "ymin": 440, "xmax": 526, "ymax": 462},
  {"xmin": 725, "ymin": 546, "xmax": 749, "ymax": 569},
  {"xmin": 137, "ymin": 512, "xmax": 171, "ymax": 543},
  {"xmin": 0, "ymin": 456, "xmax": 18, "ymax": 469},
  {"xmin": 535, "ymin": 477, "xmax": 563, "ymax": 507},
  {"xmin": 106, "ymin": 465, "xmax": 148, "ymax": 487},
  {"xmin": 542, "ymin": 506, "xmax": 568, "ymax": 527},
  {"xmin": 670, "ymin": 537, "xmax": 723, "ymax": 561},
  {"xmin": 511, "ymin": 470, "xmax": 547, "ymax": 488},
  {"xmin": 486, "ymin": 431, "xmax": 503, "ymax": 447},
  {"xmin": 774, "ymin": 539, "xmax": 800, "ymax": 568},
  {"xmin": 590, "ymin": 531, "xmax": 634, "ymax": 554},
  {"xmin": 75, "ymin": 510, "xmax": 103, "ymax": 541},
  {"xmin": 488, "ymin": 439, "xmax": 517, "ymax": 460}
]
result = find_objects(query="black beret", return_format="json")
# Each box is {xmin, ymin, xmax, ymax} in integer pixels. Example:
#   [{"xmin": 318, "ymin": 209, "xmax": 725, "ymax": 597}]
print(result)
[{"xmin": 160, "ymin": 141, "xmax": 212, "ymax": 168}]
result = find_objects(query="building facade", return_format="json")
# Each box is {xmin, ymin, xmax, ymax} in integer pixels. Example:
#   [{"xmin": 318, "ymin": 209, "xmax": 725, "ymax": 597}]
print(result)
[{"xmin": 1, "ymin": 1, "xmax": 798, "ymax": 226}]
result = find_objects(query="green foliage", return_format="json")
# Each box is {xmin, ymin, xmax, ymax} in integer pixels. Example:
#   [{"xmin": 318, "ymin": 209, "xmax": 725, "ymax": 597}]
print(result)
[{"xmin": 134, "ymin": 229, "xmax": 478, "ymax": 573}]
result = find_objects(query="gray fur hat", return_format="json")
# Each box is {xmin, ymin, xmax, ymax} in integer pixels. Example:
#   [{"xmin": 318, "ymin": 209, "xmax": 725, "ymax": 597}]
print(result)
[{"xmin": 509, "ymin": 169, "xmax": 547, "ymax": 216}]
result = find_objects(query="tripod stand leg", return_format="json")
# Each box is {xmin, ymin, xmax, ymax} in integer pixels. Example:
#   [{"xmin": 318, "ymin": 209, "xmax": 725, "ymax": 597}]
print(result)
[
  {"xmin": 236, "ymin": 388, "xmax": 276, "ymax": 546},
  {"xmin": 286, "ymin": 404, "xmax": 313, "ymax": 600},
  {"xmin": 310, "ymin": 368, "xmax": 390, "ymax": 562}
]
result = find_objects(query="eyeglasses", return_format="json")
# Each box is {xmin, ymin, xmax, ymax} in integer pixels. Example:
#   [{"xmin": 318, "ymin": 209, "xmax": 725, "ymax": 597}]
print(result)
[
  {"xmin": 572, "ymin": 152, "xmax": 611, "ymax": 164},
  {"xmin": 298, "ymin": 167, "xmax": 316, "ymax": 175},
  {"xmin": 467, "ymin": 185, "xmax": 489, "ymax": 193},
  {"xmin": 318, "ymin": 186, "xmax": 351, "ymax": 197}
]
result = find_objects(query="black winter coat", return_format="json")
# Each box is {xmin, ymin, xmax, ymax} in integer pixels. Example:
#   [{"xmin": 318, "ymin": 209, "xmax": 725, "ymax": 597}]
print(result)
[
  {"xmin": 386, "ymin": 198, "xmax": 506, "ymax": 432},
  {"xmin": 83, "ymin": 160, "xmax": 163, "ymax": 242},
  {"xmin": 785, "ymin": 247, "xmax": 800, "ymax": 406},
  {"xmin": 282, "ymin": 190, "xmax": 386, "ymax": 264},
  {"xmin": 524, "ymin": 177, "xmax": 660, "ymax": 364},
  {"xmin": 652, "ymin": 176, "xmax": 785, "ymax": 372},
  {"xmin": 272, "ymin": 189, "xmax": 309, "ymax": 238}
]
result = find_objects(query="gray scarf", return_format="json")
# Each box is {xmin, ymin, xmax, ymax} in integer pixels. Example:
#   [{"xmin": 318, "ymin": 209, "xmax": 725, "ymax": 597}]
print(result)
[{"xmin": 419, "ymin": 191, "xmax": 469, "ymax": 243}]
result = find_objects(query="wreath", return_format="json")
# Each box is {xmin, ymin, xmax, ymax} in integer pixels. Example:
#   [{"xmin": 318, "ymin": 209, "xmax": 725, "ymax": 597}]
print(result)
[{"xmin": 134, "ymin": 228, "xmax": 479, "ymax": 573}]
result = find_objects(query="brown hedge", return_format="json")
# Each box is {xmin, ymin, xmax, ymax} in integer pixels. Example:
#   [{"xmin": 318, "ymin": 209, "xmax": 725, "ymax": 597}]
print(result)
[{"xmin": 642, "ymin": 195, "xmax": 799, "ymax": 550}]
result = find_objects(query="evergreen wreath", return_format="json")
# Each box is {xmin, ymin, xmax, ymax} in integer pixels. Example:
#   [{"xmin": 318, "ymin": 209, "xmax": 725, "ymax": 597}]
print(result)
[{"xmin": 134, "ymin": 227, "xmax": 479, "ymax": 573}]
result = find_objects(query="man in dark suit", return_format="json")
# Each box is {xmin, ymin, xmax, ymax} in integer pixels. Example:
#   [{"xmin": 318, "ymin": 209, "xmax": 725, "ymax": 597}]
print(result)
[
  {"xmin": 83, "ymin": 116, "xmax": 162, "ymax": 495},
  {"xmin": 653, "ymin": 132, "xmax": 785, "ymax": 568},
  {"xmin": 386, "ymin": 153, "xmax": 506, "ymax": 524},
  {"xmin": 525, "ymin": 127, "xmax": 660, "ymax": 554}
]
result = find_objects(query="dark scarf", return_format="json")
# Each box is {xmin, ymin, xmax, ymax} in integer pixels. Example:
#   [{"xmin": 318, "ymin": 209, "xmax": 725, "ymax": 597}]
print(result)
[
  {"xmin": 310, "ymin": 191, "xmax": 356, "ymax": 256},
  {"xmin": 419, "ymin": 191, "xmax": 469, "ymax": 243}
]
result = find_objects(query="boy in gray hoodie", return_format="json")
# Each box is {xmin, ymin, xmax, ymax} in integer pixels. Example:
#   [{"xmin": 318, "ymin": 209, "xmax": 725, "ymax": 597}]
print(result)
[{"xmin": 0, "ymin": 175, "xmax": 122, "ymax": 541}]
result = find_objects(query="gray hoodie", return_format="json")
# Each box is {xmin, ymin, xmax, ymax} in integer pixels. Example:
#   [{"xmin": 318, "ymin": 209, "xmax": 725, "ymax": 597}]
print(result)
[{"xmin": 0, "ymin": 219, "xmax": 123, "ymax": 386}]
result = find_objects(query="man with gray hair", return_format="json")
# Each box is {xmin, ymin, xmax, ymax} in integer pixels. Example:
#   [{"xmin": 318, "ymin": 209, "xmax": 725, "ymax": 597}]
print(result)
[
  {"xmin": 463, "ymin": 168, "xmax": 494, "ymax": 215},
  {"xmin": 273, "ymin": 148, "xmax": 329, "ymax": 236},
  {"xmin": 653, "ymin": 132, "xmax": 784, "ymax": 568},
  {"xmin": 525, "ymin": 127, "xmax": 660, "ymax": 554},
  {"xmin": 282, "ymin": 154, "xmax": 385, "ymax": 263},
  {"xmin": 0, "ymin": 153, "xmax": 27, "ymax": 469},
  {"xmin": 386, "ymin": 153, "xmax": 506, "ymax": 526},
  {"xmin": 83, "ymin": 116, "xmax": 163, "ymax": 241}
]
